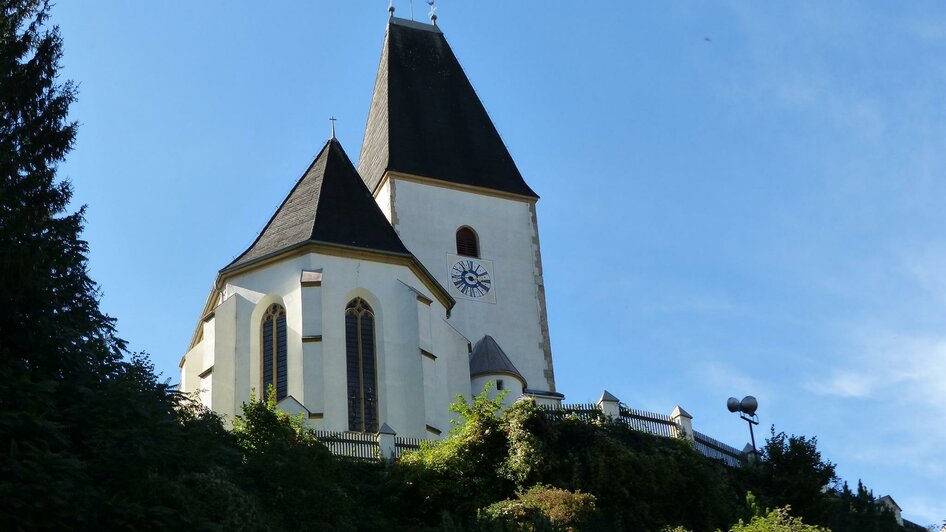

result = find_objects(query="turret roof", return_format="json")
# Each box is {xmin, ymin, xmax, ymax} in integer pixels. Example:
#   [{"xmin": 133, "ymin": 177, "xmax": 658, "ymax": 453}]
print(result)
[{"xmin": 469, "ymin": 335, "xmax": 525, "ymax": 384}]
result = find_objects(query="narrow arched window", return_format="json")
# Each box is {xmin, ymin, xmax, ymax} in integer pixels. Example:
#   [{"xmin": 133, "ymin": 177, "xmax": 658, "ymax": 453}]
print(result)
[
  {"xmin": 261, "ymin": 303, "xmax": 288, "ymax": 401},
  {"xmin": 345, "ymin": 298, "xmax": 378, "ymax": 433},
  {"xmin": 456, "ymin": 227, "xmax": 479, "ymax": 257}
]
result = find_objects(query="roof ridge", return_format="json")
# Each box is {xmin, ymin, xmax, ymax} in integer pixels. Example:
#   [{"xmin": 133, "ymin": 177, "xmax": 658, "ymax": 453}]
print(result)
[{"xmin": 389, "ymin": 16, "xmax": 441, "ymax": 33}]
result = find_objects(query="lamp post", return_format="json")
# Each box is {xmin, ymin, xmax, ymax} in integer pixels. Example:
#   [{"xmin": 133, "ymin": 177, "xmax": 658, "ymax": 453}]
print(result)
[{"xmin": 727, "ymin": 396, "xmax": 759, "ymax": 455}]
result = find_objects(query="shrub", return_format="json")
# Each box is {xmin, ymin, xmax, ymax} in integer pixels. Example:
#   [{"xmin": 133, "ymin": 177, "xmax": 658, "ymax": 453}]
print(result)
[{"xmin": 481, "ymin": 485, "xmax": 597, "ymax": 531}]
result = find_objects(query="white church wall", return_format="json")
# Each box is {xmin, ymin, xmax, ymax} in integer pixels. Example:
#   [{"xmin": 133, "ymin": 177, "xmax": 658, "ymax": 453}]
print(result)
[
  {"xmin": 181, "ymin": 341, "xmax": 202, "ymax": 396},
  {"xmin": 215, "ymin": 251, "xmax": 464, "ymax": 439},
  {"xmin": 376, "ymin": 180, "xmax": 393, "ymax": 224},
  {"xmin": 210, "ymin": 295, "xmax": 237, "ymax": 421},
  {"xmin": 199, "ymin": 372, "xmax": 212, "ymax": 409},
  {"xmin": 417, "ymin": 297, "xmax": 432, "ymax": 353},
  {"xmin": 301, "ymin": 281, "xmax": 322, "ymax": 337},
  {"xmin": 387, "ymin": 178, "xmax": 554, "ymax": 394},
  {"xmin": 436, "ymin": 318, "xmax": 476, "ymax": 432},
  {"xmin": 471, "ymin": 374, "xmax": 525, "ymax": 409},
  {"xmin": 301, "ymin": 282, "xmax": 324, "ymax": 422},
  {"xmin": 301, "ymin": 341, "xmax": 324, "ymax": 424},
  {"xmin": 232, "ymin": 295, "xmax": 254, "ymax": 414},
  {"xmin": 201, "ymin": 316, "xmax": 215, "ymax": 377}
]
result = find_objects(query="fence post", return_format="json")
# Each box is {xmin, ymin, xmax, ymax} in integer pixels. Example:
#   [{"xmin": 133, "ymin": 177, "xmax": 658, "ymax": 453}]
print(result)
[
  {"xmin": 377, "ymin": 422, "xmax": 396, "ymax": 461},
  {"xmin": 670, "ymin": 405, "xmax": 694, "ymax": 441},
  {"xmin": 597, "ymin": 390, "xmax": 621, "ymax": 419}
]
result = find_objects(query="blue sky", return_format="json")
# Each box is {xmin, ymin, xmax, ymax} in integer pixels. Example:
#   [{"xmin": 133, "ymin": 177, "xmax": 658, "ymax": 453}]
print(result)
[{"xmin": 52, "ymin": 2, "xmax": 944, "ymax": 524}]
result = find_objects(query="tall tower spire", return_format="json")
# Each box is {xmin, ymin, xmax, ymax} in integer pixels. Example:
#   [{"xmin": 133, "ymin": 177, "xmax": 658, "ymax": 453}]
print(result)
[
  {"xmin": 358, "ymin": 18, "xmax": 536, "ymax": 198},
  {"xmin": 357, "ymin": 19, "xmax": 557, "ymax": 395}
]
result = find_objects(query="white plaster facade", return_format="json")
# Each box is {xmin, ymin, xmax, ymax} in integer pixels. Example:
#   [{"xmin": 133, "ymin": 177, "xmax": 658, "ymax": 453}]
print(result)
[
  {"xmin": 180, "ymin": 250, "xmax": 470, "ymax": 438},
  {"xmin": 180, "ymin": 173, "xmax": 564, "ymax": 437},
  {"xmin": 378, "ymin": 175, "xmax": 557, "ymax": 396}
]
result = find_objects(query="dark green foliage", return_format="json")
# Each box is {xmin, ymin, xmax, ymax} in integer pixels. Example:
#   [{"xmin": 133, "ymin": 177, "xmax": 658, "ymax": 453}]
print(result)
[
  {"xmin": 742, "ymin": 427, "xmax": 838, "ymax": 524},
  {"xmin": 0, "ymin": 3, "xmax": 256, "ymax": 528},
  {"xmin": 231, "ymin": 390, "xmax": 356, "ymax": 531},
  {"xmin": 400, "ymin": 394, "xmax": 738, "ymax": 531},
  {"xmin": 827, "ymin": 481, "xmax": 901, "ymax": 532},
  {"xmin": 539, "ymin": 416, "xmax": 738, "ymax": 531},
  {"xmin": 398, "ymin": 388, "xmax": 519, "ymax": 520}
]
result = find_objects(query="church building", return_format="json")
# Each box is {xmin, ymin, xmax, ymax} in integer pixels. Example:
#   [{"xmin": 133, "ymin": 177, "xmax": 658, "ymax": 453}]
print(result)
[{"xmin": 179, "ymin": 14, "xmax": 561, "ymax": 439}]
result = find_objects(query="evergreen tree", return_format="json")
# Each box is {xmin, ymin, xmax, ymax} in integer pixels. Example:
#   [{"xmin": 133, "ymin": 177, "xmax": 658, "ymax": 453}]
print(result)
[
  {"xmin": 0, "ymin": 0, "xmax": 128, "ymax": 525},
  {"xmin": 747, "ymin": 428, "xmax": 838, "ymax": 525},
  {"xmin": 0, "ymin": 3, "xmax": 246, "ymax": 528},
  {"xmin": 0, "ymin": 0, "xmax": 123, "ymax": 376}
]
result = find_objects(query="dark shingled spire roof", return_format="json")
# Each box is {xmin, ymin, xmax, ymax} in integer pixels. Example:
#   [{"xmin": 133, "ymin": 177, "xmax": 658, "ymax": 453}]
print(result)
[
  {"xmin": 358, "ymin": 18, "xmax": 537, "ymax": 198},
  {"xmin": 469, "ymin": 335, "xmax": 526, "ymax": 384},
  {"xmin": 225, "ymin": 138, "xmax": 410, "ymax": 270}
]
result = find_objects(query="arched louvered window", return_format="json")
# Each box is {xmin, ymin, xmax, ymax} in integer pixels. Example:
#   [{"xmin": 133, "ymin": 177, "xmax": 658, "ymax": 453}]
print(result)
[
  {"xmin": 456, "ymin": 226, "xmax": 479, "ymax": 258},
  {"xmin": 345, "ymin": 298, "xmax": 378, "ymax": 433},
  {"xmin": 261, "ymin": 304, "xmax": 288, "ymax": 401}
]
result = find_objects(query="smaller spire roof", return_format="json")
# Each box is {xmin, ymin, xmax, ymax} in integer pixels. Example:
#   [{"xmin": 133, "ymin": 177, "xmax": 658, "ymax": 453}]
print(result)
[
  {"xmin": 224, "ymin": 138, "xmax": 410, "ymax": 271},
  {"xmin": 469, "ymin": 335, "xmax": 525, "ymax": 384}
]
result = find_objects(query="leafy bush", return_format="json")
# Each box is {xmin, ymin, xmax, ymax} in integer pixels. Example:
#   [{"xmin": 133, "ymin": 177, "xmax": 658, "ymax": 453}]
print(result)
[
  {"xmin": 729, "ymin": 505, "xmax": 830, "ymax": 532},
  {"xmin": 481, "ymin": 485, "xmax": 597, "ymax": 531},
  {"xmin": 231, "ymin": 389, "xmax": 356, "ymax": 531}
]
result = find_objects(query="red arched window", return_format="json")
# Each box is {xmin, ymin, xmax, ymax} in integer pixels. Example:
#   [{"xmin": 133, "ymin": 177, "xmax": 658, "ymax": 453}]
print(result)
[{"xmin": 456, "ymin": 227, "xmax": 479, "ymax": 258}]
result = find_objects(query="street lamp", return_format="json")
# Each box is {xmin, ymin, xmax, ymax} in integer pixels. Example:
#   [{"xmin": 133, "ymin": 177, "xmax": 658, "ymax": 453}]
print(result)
[{"xmin": 727, "ymin": 396, "xmax": 759, "ymax": 455}]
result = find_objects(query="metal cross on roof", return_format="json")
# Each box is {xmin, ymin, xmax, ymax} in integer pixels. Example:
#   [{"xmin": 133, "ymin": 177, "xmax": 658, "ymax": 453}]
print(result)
[
  {"xmin": 427, "ymin": 0, "xmax": 437, "ymax": 25},
  {"xmin": 329, "ymin": 115, "xmax": 336, "ymax": 139}
]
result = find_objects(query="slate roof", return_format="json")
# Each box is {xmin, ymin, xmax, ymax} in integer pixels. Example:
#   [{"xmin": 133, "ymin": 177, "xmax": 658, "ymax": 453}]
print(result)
[
  {"xmin": 224, "ymin": 138, "xmax": 411, "ymax": 270},
  {"xmin": 469, "ymin": 335, "xmax": 525, "ymax": 383},
  {"xmin": 358, "ymin": 17, "xmax": 538, "ymax": 198}
]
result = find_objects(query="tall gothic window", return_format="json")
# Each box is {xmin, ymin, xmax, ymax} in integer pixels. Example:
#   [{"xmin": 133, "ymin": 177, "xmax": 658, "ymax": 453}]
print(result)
[
  {"xmin": 261, "ymin": 303, "xmax": 288, "ymax": 401},
  {"xmin": 456, "ymin": 226, "xmax": 479, "ymax": 257},
  {"xmin": 346, "ymin": 298, "xmax": 378, "ymax": 433}
]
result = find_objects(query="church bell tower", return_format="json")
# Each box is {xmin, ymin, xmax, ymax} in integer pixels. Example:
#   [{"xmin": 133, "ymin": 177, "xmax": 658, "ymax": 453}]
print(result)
[{"xmin": 358, "ymin": 16, "xmax": 559, "ymax": 398}]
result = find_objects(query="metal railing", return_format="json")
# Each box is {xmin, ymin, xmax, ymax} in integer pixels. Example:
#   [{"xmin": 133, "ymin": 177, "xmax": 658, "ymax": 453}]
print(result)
[
  {"xmin": 309, "ymin": 403, "xmax": 746, "ymax": 468},
  {"xmin": 394, "ymin": 435, "xmax": 424, "ymax": 459},
  {"xmin": 313, "ymin": 430, "xmax": 379, "ymax": 461},
  {"xmin": 694, "ymin": 430, "xmax": 744, "ymax": 468},
  {"xmin": 542, "ymin": 403, "xmax": 746, "ymax": 467},
  {"xmin": 620, "ymin": 406, "xmax": 680, "ymax": 438}
]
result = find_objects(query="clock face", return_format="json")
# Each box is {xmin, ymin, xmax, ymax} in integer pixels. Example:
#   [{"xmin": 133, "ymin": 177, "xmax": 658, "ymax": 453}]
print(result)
[
  {"xmin": 451, "ymin": 259, "xmax": 491, "ymax": 298},
  {"xmin": 446, "ymin": 254, "xmax": 496, "ymax": 303}
]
